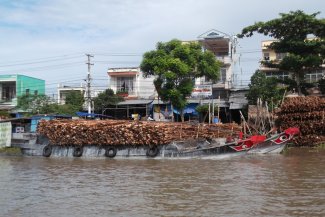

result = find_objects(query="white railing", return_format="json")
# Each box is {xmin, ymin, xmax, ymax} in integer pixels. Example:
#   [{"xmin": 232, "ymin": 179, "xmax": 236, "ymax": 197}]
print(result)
[{"xmin": 216, "ymin": 56, "xmax": 231, "ymax": 64}]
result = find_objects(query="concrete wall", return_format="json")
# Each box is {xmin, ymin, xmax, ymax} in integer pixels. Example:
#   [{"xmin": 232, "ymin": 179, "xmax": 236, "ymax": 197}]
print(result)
[{"xmin": 16, "ymin": 75, "xmax": 45, "ymax": 97}]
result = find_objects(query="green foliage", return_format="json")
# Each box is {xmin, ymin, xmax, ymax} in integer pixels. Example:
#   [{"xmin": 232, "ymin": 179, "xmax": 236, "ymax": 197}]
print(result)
[
  {"xmin": 39, "ymin": 103, "xmax": 79, "ymax": 116},
  {"xmin": 93, "ymin": 88, "xmax": 124, "ymax": 113},
  {"xmin": 196, "ymin": 104, "xmax": 209, "ymax": 114},
  {"xmin": 196, "ymin": 104, "xmax": 209, "ymax": 123},
  {"xmin": 0, "ymin": 110, "xmax": 10, "ymax": 118},
  {"xmin": 65, "ymin": 91, "xmax": 85, "ymax": 110},
  {"xmin": 246, "ymin": 71, "xmax": 285, "ymax": 108},
  {"xmin": 279, "ymin": 77, "xmax": 315, "ymax": 96},
  {"xmin": 16, "ymin": 94, "xmax": 80, "ymax": 116},
  {"xmin": 17, "ymin": 94, "xmax": 52, "ymax": 114},
  {"xmin": 238, "ymin": 10, "xmax": 325, "ymax": 95},
  {"xmin": 317, "ymin": 143, "xmax": 325, "ymax": 149},
  {"xmin": 140, "ymin": 39, "xmax": 221, "ymax": 117},
  {"xmin": 319, "ymin": 78, "xmax": 325, "ymax": 94},
  {"xmin": 0, "ymin": 147, "xmax": 21, "ymax": 156}
]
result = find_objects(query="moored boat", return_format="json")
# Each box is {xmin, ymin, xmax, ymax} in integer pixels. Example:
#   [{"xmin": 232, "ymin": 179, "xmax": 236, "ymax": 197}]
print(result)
[
  {"xmin": 248, "ymin": 127, "xmax": 300, "ymax": 154},
  {"xmin": 225, "ymin": 127, "xmax": 300, "ymax": 154},
  {"xmin": 9, "ymin": 118, "xmax": 300, "ymax": 158},
  {"xmin": 247, "ymin": 128, "xmax": 300, "ymax": 154}
]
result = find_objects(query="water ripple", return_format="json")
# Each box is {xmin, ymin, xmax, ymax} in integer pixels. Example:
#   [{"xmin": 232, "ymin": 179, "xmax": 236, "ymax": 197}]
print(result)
[{"xmin": 0, "ymin": 149, "xmax": 324, "ymax": 217}]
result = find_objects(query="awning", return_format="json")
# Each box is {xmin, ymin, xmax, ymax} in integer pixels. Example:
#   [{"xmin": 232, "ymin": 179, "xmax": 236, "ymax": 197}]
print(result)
[
  {"xmin": 151, "ymin": 98, "xmax": 229, "ymax": 107},
  {"xmin": 229, "ymin": 90, "xmax": 248, "ymax": 109},
  {"xmin": 230, "ymin": 103, "xmax": 245, "ymax": 110},
  {"xmin": 118, "ymin": 99, "xmax": 153, "ymax": 105},
  {"xmin": 108, "ymin": 72, "xmax": 138, "ymax": 76}
]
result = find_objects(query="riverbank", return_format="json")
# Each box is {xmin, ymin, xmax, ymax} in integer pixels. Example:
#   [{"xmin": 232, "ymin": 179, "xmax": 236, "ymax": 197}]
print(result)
[{"xmin": 0, "ymin": 147, "xmax": 22, "ymax": 156}]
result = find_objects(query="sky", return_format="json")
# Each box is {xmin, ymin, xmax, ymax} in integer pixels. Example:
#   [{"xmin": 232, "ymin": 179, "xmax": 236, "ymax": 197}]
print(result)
[{"xmin": 0, "ymin": 0, "xmax": 324, "ymax": 96}]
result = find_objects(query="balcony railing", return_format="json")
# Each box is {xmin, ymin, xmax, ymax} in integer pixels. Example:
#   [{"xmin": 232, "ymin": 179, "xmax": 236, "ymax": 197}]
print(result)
[
  {"xmin": 216, "ymin": 56, "xmax": 231, "ymax": 65},
  {"xmin": 0, "ymin": 97, "xmax": 17, "ymax": 105},
  {"xmin": 116, "ymin": 88, "xmax": 136, "ymax": 97}
]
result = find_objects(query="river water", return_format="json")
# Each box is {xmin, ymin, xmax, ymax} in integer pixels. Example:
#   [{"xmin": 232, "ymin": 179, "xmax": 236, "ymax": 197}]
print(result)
[{"xmin": 0, "ymin": 148, "xmax": 324, "ymax": 217}]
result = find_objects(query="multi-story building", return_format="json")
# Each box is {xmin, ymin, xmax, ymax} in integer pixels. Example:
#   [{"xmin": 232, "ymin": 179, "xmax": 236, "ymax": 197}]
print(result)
[
  {"xmin": 260, "ymin": 40, "xmax": 290, "ymax": 81},
  {"xmin": 260, "ymin": 40, "xmax": 325, "ymax": 86},
  {"xmin": 108, "ymin": 67, "xmax": 155, "ymax": 99},
  {"xmin": 57, "ymin": 83, "xmax": 86, "ymax": 105},
  {"xmin": 57, "ymin": 82, "xmax": 104, "ymax": 113},
  {"xmin": 191, "ymin": 30, "xmax": 246, "ymax": 123},
  {"xmin": 106, "ymin": 31, "xmax": 246, "ymax": 123},
  {"xmin": 197, "ymin": 29, "xmax": 239, "ymax": 95},
  {"xmin": 0, "ymin": 74, "xmax": 45, "ymax": 110},
  {"xmin": 106, "ymin": 67, "xmax": 155, "ymax": 119}
]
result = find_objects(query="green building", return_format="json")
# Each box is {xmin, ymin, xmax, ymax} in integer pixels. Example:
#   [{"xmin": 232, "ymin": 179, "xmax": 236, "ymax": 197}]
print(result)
[{"xmin": 0, "ymin": 74, "xmax": 45, "ymax": 109}]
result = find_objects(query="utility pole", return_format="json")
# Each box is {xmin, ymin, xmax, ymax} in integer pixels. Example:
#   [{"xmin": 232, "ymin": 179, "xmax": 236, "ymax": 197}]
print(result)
[{"xmin": 86, "ymin": 54, "xmax": 94, "ymax": 114}]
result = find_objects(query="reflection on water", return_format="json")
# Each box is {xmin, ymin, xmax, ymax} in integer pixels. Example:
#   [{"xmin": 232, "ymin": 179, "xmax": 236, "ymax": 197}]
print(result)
[{"xmin": 0, "ymin": 148, "xmax": 324, "ymax": 217}]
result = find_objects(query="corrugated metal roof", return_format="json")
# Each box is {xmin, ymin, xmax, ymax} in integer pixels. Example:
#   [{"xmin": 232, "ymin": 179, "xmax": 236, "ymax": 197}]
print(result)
[
  {"xmin": 151, "ymin": 98, "xmax": 229, "ymax": 107},
  {"xmin": 230, "ymin": 103, "xmax": 245, "ymax": 109},
  {"xmin": 118, "ymin": 99, "xmax": 153, "ymax": 105},
  {"xmin": 229, "ymin": 90, "xmax": 248, "ymax": 109}
]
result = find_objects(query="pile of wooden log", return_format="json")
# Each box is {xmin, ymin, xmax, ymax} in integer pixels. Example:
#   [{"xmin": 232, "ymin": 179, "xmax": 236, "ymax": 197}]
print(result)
[
  {"xmin": 277, "ymin": 96, "xmax": 325, "ymax": 146},
  {"xmin": 37, "ymin": 120, "xmax": 241, "ymax": 146}
]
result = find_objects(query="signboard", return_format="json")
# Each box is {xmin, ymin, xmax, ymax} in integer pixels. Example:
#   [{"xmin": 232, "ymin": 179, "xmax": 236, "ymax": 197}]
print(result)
[
  {"xmin": 191, "ymin": 85, "xmax": 212, "ymax": 98},
  {"xmin": 0, "ymin": 122, "xmax": 12, "ymax": 148}
]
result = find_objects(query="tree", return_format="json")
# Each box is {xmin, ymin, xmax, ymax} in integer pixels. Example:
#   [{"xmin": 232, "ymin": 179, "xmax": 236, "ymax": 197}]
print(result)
[
  {"xmin": 246, "ymin": 71, "xmax": 285, "ymax": 109},
  {"xmin": 17, "ymin": 94, "xmax": 52, "ymax": 114},
  {"xmin": 319, "ymin": 78, "xmax": 325, "ymax": 94},
  {"xmin": 140, "ymin": 39, "xmax": 221, "ymax": 122},
  {"xmin": 16, "ymin": 94, "xmax": 80, "ymax": 116},
  {"xmin": 279, "ymin": 77, "xmax": 316, "ymax": 96},
  {"xmin": 238, "ymin": 10, "xmax": 325, "ymax": 95},
  {"xmin": 196, "ymin": 104, "xmax": 209, "ymax": 123},
  {"xmin": 93, "ymin": 88, "xmax": 124, "ymax": 113},
  {"xmin": 65, "ymin": 91, "xmax": 85, "ymax": 111}
]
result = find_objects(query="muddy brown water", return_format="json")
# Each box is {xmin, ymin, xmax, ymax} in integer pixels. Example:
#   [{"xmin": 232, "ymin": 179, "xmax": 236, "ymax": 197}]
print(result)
[{"xmin": 0, "ymin": 148, "xmax": 324, "ymax": 217}]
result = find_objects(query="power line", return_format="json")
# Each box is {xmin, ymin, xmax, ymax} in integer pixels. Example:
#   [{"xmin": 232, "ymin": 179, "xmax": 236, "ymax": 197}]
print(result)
[
  {"xmin": 0, "ymin": 61, "xmax": 85, "ymax": 73},
  {"xmin": 94, "ymin": 53, "xmax": 143, "ymax": 57},
  {"xmin": 0, "ymin": 55, "xmax": 84, "ymax": 68}
]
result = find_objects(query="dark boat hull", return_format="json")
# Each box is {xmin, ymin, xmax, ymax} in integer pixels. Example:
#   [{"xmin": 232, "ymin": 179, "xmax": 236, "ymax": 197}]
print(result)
[{"xmin": 16, "ymin": 142, "xmax": 246, "ymax": 158}]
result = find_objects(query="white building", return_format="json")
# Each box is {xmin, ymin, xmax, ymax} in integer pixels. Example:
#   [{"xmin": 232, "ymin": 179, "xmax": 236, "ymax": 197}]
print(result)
[
  {"xmin": 57, "ymin": 83, "xmax": 85, "ymax": 105},
  {"xmin": 107, "ymin": 67, "xmax": 156, "ymax": 99},
  {"xmin": 57, "ymin": 83, "xmax": 103, "ymax": 112},
  {"xmin": 196, "ymin": 29, "xmax": 239, "ymax": 92}
]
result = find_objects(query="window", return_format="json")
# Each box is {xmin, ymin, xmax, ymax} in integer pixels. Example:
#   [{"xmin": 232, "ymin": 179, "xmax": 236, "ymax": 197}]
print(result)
[
  {"xmin": 304, "ymin": 69, "xmax": 324, "ymax": 83},
  {"xmin": 26, "ymin": 89, "xmax": 30, "ymax": 96},
  {"xmin": 263, "ymin": 52, "xmax": 270, "ymax": 61},
  {"xmin": 219, "ymin": 68, "xmax": 227, "ymax": 83},
  {"xmin": 116, "ymin": 77, "xmax": 134, "ymax": 93},
  {"xmin": 1, "ymin": 82, "xmax": 16, "ymax": 101},
  {"xmin": 276, "ymin": 53, "xmax": 286, "ymax": 60}
]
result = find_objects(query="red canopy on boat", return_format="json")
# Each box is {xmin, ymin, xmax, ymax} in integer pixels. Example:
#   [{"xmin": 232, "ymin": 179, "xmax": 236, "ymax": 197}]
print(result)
[{"xmin": 284, "ymin": 127, "xmax": 300, "ymax": 135}]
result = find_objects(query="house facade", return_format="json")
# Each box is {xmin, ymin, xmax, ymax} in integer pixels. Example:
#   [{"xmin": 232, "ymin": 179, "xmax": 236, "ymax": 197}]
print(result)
[
  {"xmin": 260, "ymin": 40, "xmax": 325, "ymax": 88},
  {"xmin": 108, "ymin": 67, "xmax": 156, "ymax": 99},
  {"xmin": 57, "ymin": 82, "xmax": 104, "ymax": 113},
  {"xmin": 105, "ymin": 30, "xmax": 247, "ymax": 123},
  {"xmin": 0, "ymin": 74, "xmax": 45, "ymax": 109},
  {"xmin": 191, "ymin": 30, "xmax": 246, "ymax": 123},
  {"xmin": 57, "ymin": 83, "xmax": 86, "ymax": 105},
  {"xmin": 196, "ymin": 29, "xmax": 239, "ymax": 93}
]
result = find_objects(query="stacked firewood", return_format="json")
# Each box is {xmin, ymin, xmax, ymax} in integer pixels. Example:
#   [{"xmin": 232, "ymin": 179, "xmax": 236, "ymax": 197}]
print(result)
[
  {"xmin": 37, "ymin": 120, "xmax": 241, "ymax": 146},
  {"xmin": 277, "ymin": 96, "xmax": 325, "ymax": 146}
]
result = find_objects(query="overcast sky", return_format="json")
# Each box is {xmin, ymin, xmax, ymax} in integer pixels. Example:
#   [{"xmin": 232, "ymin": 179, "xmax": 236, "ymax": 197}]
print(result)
[{"xmin": 0, "ymin": 0, "xmax": 324, "ymax": 95}]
